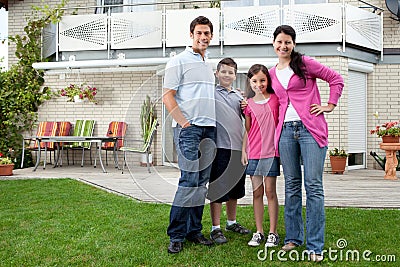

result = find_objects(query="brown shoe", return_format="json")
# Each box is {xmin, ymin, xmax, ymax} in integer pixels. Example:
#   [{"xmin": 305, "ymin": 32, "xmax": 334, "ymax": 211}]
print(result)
[
  {"xmin": 281, "ymin": 242, "xmax": 298, "ymax": 251},
  {"xmin": 187, "ymin": 234, "xmax": 214, "ymax": 246},
  {"xmin": 168, "ymin": 241, "xmax": 183, "ymax": 254},
  {"xmin": 309, "ymin": 254, "xmax": 323, "ymax": 262}
]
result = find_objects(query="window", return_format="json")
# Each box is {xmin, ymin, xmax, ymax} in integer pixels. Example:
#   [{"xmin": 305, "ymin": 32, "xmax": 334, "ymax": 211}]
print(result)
[{"xmin": 96, "ymin": 0, "xmax": 155, "ymax": 14}]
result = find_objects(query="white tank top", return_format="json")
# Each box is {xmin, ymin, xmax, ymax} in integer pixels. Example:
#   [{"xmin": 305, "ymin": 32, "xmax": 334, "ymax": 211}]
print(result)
[{"xmin": 276, "ymin": 66, "xmax": 301, "ymax": 122}]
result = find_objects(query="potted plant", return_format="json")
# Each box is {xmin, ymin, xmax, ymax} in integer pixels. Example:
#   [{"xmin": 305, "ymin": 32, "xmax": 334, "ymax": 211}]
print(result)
[
  {"xmin": 0, "ymin": 153, "xmax": 15, "ymax": 176},
  {"xmin": 370, "ymin": 120, "xmax": 400, "ymax": 143},
  {"xmin": 59, "ymin": 83, "xmax": 98, "ymax": 104},
  {"xmin": 139, "ymin": 95, "xmax": 157, "ymax": 166},
  {"xmin": 329, "ymin": 148, "xmax": 348, "ymax": 174}
]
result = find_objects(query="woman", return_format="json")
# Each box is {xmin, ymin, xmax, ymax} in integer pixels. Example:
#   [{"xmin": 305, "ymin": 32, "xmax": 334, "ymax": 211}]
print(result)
[{"xmin": 270, "ymin": 25, "xmax": 344, "ymax": 262}]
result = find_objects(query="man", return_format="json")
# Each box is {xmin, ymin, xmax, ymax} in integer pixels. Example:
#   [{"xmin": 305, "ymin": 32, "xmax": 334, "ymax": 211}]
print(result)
[{"xmin": 163, "ymin": 16, "xmax": 216, "ymax": 254}]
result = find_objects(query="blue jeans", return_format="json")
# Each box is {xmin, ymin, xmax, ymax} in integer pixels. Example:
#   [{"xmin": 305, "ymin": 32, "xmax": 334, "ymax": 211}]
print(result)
[
  {"xmin": 167, "ymin": 125, "xmax": 216, "ymax": 242},
  {"xmin": 279, "ymin": 121, "xmax": 327, "ymax": 254}
]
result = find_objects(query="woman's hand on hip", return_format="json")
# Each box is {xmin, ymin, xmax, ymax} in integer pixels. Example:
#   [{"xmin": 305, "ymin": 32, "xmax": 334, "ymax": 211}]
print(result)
[{"xmin": 310, "ymin": 103, "xmax": 335, "ymax": 116}]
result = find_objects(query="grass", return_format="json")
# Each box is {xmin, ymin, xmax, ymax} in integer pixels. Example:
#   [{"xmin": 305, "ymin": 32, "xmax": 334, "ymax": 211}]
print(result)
[{"xmin": 0, "ymin": 179, "xmax": 398, "ymax": 266}]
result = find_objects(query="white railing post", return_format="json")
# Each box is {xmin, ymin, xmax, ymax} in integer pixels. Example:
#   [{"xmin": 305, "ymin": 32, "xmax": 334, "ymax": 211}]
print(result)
[
  {"xmin": 56, "ymin": 10, "xmax": 59, "ymax": 62},
  {"xmin": 107, "ymin": 7, "xmax": 111, "ymax": 60},
  {"xmin": 162, "ymin": 6, "xmax": 166, "ymax": 58},
  {"xmin": 219, "ymin": 8, "xmax": 223, "ymax": 56},
  {"xmin": 342, "ymin": 0, "xmax": 346, "ymax": 53}
]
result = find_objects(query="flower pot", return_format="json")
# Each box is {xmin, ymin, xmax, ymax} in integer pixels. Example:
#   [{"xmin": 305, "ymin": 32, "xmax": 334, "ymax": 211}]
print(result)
[
  {"xmin": 73, "ymin": 95, "xmax": 83, "ymax": 103},
  {"xmin": 0, "ymin": 164, "xmax": 14, "ymax": 176},
  {"xmin": 329, "ymin": 156, "xmax": 347, "ymax": 174},
  {"xmin": 382, "ymin": 135, "xmax": 400, "ymax": 143}
]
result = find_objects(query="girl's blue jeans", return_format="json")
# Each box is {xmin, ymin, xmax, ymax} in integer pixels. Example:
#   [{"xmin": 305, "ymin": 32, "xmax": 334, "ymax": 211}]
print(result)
[{"xmin": 279, "ymin": 121, "xmax": 327, "ymax": 254}]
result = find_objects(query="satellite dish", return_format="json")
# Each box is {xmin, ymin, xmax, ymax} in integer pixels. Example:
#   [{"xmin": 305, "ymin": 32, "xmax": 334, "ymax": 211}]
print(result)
[{"xmin": 386, "ymin": 0, "xmax": 400, "ymax": 20}]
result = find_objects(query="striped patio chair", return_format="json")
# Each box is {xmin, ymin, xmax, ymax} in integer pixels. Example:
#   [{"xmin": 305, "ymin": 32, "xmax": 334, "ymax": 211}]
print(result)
[
  {"xmin": 24, "ymin": 121, "xmax": 58, "ymax": 169},
  {"xmin": 64, "ymin": 120, "xmax": 96, "ymax": 166},
  {"xmin": 101, "ymin": 121, "xmax": 127, "ymax": 167},
  {"xmin": 55, "ymin": 121, "xmax": 72, "ymax": 166},
  {"xmin": 120, "ymin": 119, "xmax": 157, "ymax": 173}
]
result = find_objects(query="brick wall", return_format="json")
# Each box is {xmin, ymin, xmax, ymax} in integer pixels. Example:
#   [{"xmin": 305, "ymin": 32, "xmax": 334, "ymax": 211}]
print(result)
[
  {"xmin": 313, "ymin": 56, "xmax": 349, "ymax": 172},
  {"xmin": 36, "ymin": 70, "xmax": 163, "ymax": 167},
  {"xmin": 367, "ymin": 63, "xmax": 400, "ymax": 169}
]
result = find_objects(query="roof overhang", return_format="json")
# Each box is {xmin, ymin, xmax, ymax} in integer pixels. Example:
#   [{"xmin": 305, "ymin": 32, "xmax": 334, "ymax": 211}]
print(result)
[{"xmin": 32, "ymin": 57, "xmax": 279, "ymax": 74}]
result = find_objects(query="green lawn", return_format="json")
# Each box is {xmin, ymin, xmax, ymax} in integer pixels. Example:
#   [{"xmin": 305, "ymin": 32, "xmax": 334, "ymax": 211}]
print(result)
[{"xmin": 0, "ymin": 179, "xmax": 398, "ymax": 266}]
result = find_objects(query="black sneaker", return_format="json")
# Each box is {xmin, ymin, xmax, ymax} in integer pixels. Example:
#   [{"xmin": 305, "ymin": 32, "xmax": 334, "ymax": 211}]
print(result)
[
  {"xmin": 225, "ymin": 222, "xmax": 251, "ymax": 234},
  {"xmin": 168, "ymin": 241, "xmax": 183, "ymax": 254},
  {"xmin": 187, "ymin": 234, "xmax": 214, "ymax": 246},
  {"xmin": 210, "ymin": 229, "xmax": 228, "ymax": 244}
]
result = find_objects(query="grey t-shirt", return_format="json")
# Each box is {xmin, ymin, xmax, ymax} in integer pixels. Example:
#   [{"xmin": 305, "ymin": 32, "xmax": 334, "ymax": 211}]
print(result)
[{"xmin": 214, "ymin": 85, "xmax": 244, "ymax": 151}]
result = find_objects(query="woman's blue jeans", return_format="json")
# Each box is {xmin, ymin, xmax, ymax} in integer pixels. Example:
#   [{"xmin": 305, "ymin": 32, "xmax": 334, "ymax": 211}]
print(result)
[
  {"xmin": 279, "ymin": 121, "xmax": 327, "ymax": 254},
  {"xmin": 167, "ymin": 125, "xmax": 216, "ymax": 242}
]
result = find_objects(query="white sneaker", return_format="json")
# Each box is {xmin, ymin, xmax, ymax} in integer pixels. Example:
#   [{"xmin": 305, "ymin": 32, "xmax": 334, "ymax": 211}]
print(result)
[
  {"xmin": 265, "ymin": 233, "xmax": 280, "ymax": 247},
  {"xmin": 247, "ymin": 232, "xmax": 265, "ymax": 247}
]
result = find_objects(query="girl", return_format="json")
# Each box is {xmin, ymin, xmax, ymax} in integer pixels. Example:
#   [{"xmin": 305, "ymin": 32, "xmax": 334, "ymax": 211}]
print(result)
[
  {"xmin": 270, "ymin": 25, "xmax": 344, "ymax": 262},
  {"xmin": 241, "ymin": 64, "xmax": 280, "ymax": 247}
]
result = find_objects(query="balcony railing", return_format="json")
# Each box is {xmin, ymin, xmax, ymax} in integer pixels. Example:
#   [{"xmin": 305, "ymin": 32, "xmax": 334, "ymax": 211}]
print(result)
[{"xmin": 42, "ymin": 2, "xmax": 383, "ymax": 61}]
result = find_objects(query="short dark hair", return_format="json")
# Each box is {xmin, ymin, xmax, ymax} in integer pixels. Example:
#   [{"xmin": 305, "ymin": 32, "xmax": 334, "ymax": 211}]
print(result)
[
  {"xmin": 217, "ymin": 58, "xmax": 237, "ymax": 74},
  {"xmin": 190, "ymin": 16, "xmax": 213, "ymax": 34},
  {"xmin": 245, "ymin": 64, "xmax": 274, "ymax": 98}
]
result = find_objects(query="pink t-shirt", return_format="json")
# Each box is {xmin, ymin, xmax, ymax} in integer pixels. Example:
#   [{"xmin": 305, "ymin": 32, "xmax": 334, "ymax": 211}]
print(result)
[{"xmin": 243, "ymin": 94, "xmax": 279, "ymax": 159}]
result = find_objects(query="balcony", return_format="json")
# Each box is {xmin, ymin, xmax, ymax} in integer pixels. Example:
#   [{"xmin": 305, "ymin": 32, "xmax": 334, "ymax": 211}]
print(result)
[{"xmin": 35, "ymin": 2, "xmax": 383, "ymax": 70}]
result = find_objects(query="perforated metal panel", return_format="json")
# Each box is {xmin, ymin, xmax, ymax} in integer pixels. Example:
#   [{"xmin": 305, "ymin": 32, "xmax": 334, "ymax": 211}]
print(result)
[
  {"xmin": 59, "ymin": 14, "xmax": 107, "ymax": 51},
  {"xmin": 283, "ymin": 4, "xmax": 342, "ymax": 43},
  {"xmin": 224, "ymin": 6, "xmax": 280, "ymax": 45},
  {"xmin": 345, "ymin": 4, "xmax": 381, "ymax": 51},
  {"xmin": 42, "ymin": 23, "xmax": 57, "ymax": 58},
  {"xmin": 165, "ymin": 9, "xmax": 220, "ymax": 47},
  {"xmin": 111, "ymin": 11, "xmax": 162, "ymax": 49}
]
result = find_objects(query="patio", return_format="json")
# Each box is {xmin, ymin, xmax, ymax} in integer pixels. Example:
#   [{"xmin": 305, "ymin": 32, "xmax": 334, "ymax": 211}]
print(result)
[{"xmin": 7, "ymin": 165, "xmax": 400, "ymax": 209}]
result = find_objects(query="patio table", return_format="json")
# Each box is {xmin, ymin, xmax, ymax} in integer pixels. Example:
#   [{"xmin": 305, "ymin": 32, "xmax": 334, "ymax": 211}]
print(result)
[{"xmin": 22, "ymin": 136, "xmax": 120, "ymax": 173}]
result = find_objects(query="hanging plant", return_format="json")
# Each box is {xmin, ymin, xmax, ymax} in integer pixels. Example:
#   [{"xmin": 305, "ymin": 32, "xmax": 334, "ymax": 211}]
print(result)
[{"xmin": 59, "ymin": 83, "xmax": 98, "ymax": 104}]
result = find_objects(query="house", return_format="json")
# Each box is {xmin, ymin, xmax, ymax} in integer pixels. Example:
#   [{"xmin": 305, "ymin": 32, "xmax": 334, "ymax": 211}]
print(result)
[{"xmin": 4, "ymin": 0, "xmax": 400, "ymax": 171}]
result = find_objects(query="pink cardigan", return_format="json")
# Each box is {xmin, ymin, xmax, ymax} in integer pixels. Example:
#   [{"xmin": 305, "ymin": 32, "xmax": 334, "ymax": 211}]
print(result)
[{"xmin": 270, "ymin": 56, "xmax": 344, "ymax": 149}]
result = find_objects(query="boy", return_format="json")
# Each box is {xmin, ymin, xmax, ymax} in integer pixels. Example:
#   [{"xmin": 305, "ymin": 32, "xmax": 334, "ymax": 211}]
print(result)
[{"xmin": 207, "ymin": 58, "xmax": 250, "ymax": 244}]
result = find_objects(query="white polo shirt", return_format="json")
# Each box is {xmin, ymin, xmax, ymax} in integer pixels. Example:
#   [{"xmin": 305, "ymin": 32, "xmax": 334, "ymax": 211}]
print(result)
[{"xmin": 164, "ymin": 47, "xmax": 216, "ymax": 127}]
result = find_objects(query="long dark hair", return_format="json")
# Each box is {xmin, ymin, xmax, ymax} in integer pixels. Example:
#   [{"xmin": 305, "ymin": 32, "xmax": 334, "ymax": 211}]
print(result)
[
  {"xmin": 273, "ymin": 25, "xmax": 306, "ymax": 83},
  {"xmin": 245, "ymin": 64, "xmax": 274, "ymax": 98}
]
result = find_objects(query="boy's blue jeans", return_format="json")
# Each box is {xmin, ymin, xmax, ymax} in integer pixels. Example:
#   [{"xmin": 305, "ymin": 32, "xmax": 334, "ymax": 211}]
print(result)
[
  {"xmin": 279, "ymin": 121, "xmax": 327, "ymax": 254},
  {"xmin": 167, "ymin": 125, "xmax": 216, "ymax": 242}
]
